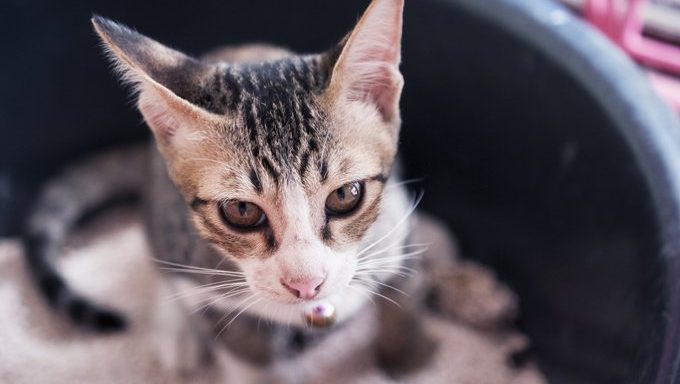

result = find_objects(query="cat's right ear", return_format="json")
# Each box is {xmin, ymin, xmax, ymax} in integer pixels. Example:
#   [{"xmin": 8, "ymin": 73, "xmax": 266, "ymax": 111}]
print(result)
[
  {"xmin": 91, "ymin": 16, "xmax": 219, "ymax": 145},
  {"xmin": 328, "ymin": 0, "xmax": 405, "ymax": 123}
]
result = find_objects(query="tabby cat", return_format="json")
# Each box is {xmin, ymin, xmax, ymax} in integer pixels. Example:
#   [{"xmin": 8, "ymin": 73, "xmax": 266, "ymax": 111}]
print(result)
[{"xmin": 24, "ymin": 0, "xmax": 444, "ymax": 376}]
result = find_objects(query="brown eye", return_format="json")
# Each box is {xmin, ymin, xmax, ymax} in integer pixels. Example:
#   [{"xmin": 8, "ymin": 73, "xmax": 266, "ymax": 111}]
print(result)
[
  {"xmin": 325, "ymin": 181, "xmax": 363, "ymax": 216},
  {"xmin": 219, "ymin": 201, "xmax": 266, "ymax": 229}
]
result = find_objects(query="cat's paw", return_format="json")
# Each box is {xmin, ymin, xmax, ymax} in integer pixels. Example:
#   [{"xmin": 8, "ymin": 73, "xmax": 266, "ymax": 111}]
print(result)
[
  {"xmin": 429, "ymin": 262, "xmax": 518, "ymax": 329},
  {"xmin": 375, "ymin": 330, "xmax": 438, "ymax": 378}
]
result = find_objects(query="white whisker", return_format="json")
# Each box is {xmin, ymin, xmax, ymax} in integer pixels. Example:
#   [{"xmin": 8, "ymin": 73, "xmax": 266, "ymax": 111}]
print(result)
[
  {"xmin": 356, "ymin": 242, "xmax": 430, "ymax": 262},
  {"xmin": 165, "ymin": 281, "xmax": 249, "ymax": 302},
  {"xmin": 357, "ymin": 264, "xmax": 418, "ymax": 273},
  {"xmin": 348, "ymin": 284, "xmax": 375, "ymax": 305},
  {"xmin": 153, "ymin": 259, "xmax": 245, "ymax": 276},
  {"xmin": 166, "ymin": 288, "xmax": 243, "ymax": 303},
  {"xmin": 213, "ymin": 294, "xmax": 258, "ymax": 338},
  {"xmin": 159, "ymin": 267, "xmax": 246, "ymax": 278},
  {"xmin": 354, "ymin": 266, "xmax": 416, "ymax": 278},
  {"xmin": 220, "ymin": 297, "xmax": 263, "ymax": 334},
  {"xmin": 384, "ymin": 178, "xmax": 424, "ymax": 192},
  {"xmin": 353, "ymin": 276, "xmax": 408, "ymax": 296},
  {"xmin": 173, "ymin": 278, "xmax": 248, "ymax": 290},
  {"xmin": 351, "ymin": 281, "xmax": 401, "ymax": 308},
  {"xmin": 355, "ymin": 191, "xmax": 424, "ymax": 259},
  {"xmin": 356, "ymin": 251, "xmax": 427, "ymax": 268},
  {"xmin": 190, "ymin": 288, "xmax": 251, "ymax": 315}
]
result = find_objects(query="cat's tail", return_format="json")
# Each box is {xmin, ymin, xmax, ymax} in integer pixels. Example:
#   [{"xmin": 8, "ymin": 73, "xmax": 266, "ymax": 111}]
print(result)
[{"xmin": 22, "ymin": 145, "xmax": 148, "ymax": 332}]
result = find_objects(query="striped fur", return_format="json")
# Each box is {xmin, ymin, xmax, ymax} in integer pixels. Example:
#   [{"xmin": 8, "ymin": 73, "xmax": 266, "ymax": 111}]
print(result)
[{"xmin": 23, "ymin": 1, "xmax": 434, "ymax": 373}]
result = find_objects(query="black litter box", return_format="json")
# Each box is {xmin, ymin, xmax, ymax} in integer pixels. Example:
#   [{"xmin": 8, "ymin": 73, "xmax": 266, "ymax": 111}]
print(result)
[{"xmin": 2, "ymin": 0, "xmax": 680, "ymax": 382}]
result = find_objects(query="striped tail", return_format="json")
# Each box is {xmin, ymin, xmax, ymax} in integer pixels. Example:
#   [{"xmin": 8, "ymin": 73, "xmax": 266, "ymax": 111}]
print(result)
[{"xmin": 23, "ymin": 145, "xmax": 148, "ymax": 332}]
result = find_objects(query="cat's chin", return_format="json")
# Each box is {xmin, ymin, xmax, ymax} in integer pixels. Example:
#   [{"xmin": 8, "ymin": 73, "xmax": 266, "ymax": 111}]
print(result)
[
  {"xmin": 172, "ymin": 276, "xmax": 369, "ymax": 327},
  {"xmin": 222, "ymin": 289, "xmax": 369, "ymax": 327}
]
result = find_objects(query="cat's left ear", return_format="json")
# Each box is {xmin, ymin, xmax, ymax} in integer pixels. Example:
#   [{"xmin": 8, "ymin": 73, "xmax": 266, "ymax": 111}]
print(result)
[{"xmin": 329, "ymin": 0, "xmax": 405, "ymax": 123}]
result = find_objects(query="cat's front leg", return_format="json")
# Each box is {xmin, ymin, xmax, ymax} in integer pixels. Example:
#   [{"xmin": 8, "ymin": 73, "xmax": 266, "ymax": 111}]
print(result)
[
  {"xmin": 147, "ymin": 277, "xmax": 215, "ymax": 378},
  {"xmin": 373, "ymin": 272, "xmax": 437, "ymax": 377}
]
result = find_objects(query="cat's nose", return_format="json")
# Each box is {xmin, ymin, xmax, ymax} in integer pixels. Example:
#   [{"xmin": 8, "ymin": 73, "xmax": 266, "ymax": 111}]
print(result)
[{"xmin": 281, "ymin": 276, "xmax": 325, "ymax": 300}]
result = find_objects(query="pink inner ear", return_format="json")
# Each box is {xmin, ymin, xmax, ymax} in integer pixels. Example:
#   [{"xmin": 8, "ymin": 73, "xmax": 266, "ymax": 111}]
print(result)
[
  {"xmin": 336, "ymin": 0, "xmax": 404, "ymax": 121},
  {"xmin": 345, "ymin": 63, "xmax": 402, "ymax": 120},
  {"xmin": 138, "ymin": 88, "xmax": 181, "ymax": 139}
]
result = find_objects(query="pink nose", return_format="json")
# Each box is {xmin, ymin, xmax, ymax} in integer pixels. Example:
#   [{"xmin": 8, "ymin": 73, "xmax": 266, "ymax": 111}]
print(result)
[{"xmin": 281, "ymin": 276, "xmax": 325, "ymax": 300}]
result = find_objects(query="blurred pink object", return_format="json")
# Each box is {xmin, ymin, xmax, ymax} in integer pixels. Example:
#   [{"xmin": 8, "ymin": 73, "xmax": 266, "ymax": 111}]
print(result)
[{"xmin": 585, "ymin": 0, "xmax": 680, "ymax": 112}]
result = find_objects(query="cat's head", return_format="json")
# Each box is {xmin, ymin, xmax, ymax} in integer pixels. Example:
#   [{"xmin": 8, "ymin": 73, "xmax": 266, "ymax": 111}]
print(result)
[{"xmin": 93, "ymin": 0, "xmax": 405, "ymax": 307}]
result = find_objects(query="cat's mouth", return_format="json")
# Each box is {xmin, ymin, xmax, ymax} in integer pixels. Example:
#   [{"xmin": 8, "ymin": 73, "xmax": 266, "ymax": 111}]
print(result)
[{"xmin": 252, "ymin": 273, "xmax": 353, "ymax": 306}]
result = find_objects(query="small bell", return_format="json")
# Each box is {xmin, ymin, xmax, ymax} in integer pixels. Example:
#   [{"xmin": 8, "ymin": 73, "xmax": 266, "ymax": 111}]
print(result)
[{"xmin": 303, "ymin": 302, "xmax": 337, "ymax": 328}]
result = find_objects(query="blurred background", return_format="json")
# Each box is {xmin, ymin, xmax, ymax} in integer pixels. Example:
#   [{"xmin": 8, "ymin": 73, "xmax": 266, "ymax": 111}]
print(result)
[{"xmin": 3, "ymin": 0, "xmax": 680, "ymax": 382}]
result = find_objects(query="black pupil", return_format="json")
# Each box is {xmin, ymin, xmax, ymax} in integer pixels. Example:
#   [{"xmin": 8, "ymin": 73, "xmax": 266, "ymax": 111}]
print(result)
[
  {"xmin": 336, "ymin": 183, "xmax": 359, "ymax": 206},
  {"xmin": 238, "ymin": 202, "xmax": 249, "ymax": 216}
]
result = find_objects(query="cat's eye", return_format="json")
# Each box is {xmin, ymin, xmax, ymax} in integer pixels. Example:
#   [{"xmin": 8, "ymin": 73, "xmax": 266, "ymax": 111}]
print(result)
[
  {"xmin": 219, "ymin": 201, "xmax": 266, "ymax": 229},
  {"xmin": 325, "ymin": 181, "xmax": 363, "ymax": 216}
]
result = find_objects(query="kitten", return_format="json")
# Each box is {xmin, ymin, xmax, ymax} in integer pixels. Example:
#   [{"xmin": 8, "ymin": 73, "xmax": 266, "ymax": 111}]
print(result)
[{"xmin": 24, "ymin": 0, "xmax": 439, "ymax": 375}]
